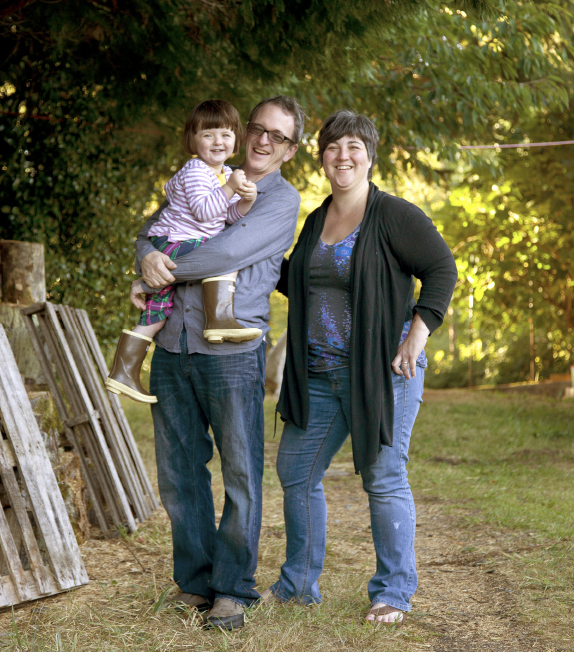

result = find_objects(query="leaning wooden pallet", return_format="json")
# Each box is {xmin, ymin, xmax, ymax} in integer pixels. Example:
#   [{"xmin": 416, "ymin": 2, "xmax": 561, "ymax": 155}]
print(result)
[
  {"xmin": 58, "ymin": 305, "xmax": 158, "ymax": 519},
  {"xmin": 22, "ymin": 302, "xmax": 157, "ymax": 535},
  {"xmin": 72, "ymin": 308, "xmax": 158, "ymax": 514},
  {"xmin": 0, "ymin": 325, "xmax": 88, "ymax": 608}
]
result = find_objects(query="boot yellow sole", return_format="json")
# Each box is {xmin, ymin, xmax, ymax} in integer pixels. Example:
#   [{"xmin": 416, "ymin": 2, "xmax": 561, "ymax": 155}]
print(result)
[
  {"xmin": 203, "ymin": 328, "xmax": 262, "ymax": 344},
  {"xmin": 105, "ymin": 378, "xmax": 158, "ymax": 404}
]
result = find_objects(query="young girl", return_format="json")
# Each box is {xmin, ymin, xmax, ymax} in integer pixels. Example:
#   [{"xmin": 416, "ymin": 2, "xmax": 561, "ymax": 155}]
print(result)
[{"xmin": 105, "ymin": 99, "xmax": 260, "ymax": 403}]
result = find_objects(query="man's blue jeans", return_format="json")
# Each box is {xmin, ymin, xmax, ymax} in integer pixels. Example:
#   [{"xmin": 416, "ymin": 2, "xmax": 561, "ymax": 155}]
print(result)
[
  {"xmin": 150, "ymin": 333, "xmax": 266, "ymax": 606},
  {"xmin": 271, "ymin": 366, "xmax": 424, "ymax": 611}
]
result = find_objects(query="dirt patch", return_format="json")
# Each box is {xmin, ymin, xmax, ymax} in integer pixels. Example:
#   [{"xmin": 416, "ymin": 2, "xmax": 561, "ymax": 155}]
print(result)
[
  {"xmin": 316, "ymin": 470, "xmax": 560, "ymax": 651},
  {"xmin": 0, "ymin": 439, "xmax": 570, "ymax": 651}
]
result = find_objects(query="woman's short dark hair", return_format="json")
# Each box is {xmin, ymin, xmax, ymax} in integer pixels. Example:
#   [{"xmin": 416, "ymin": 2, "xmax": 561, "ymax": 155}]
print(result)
[
  {"xmin": 318, "ymin": 110, "xmax": 379, "ymax": 179},
  {"xmin": 183, "ymin": 99, "xmax": 243, "ymax": 156}
]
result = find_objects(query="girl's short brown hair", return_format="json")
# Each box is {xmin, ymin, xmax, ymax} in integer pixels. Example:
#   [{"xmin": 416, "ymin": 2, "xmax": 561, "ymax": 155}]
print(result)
[{"xmin": 182, "ymin": 99, "xmax": 243, "ymax": 156}]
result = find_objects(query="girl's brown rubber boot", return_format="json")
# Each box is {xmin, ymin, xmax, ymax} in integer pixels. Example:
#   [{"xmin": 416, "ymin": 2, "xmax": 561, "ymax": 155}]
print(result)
[
  {"xmin": 105, "ymin": 330, "xmax": 158, "ymax": 403},
  {"xmin": 202, "ymin": 276, "xmax": 262, "ymax": 344}
]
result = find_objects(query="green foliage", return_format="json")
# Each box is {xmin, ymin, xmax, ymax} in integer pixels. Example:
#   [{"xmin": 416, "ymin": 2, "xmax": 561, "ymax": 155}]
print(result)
[
  {"xmin": 430, "ymin": 97, "xmax": 574, "ymax": 383},
  {"xmin": 1, "ymin": 0, "xmax": 573, "ymax": 356}
]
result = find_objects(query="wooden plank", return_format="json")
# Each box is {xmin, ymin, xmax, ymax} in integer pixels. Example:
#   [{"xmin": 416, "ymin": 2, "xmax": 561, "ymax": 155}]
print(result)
[
  {"xmin": 0, "ymin": 357, "xmax": 54, "ymax": 597},
  {"xmin": 43, "ymin": 303, "xmax": 136, "ymax": 533},
  {"xmin": 76, "ymin": 309, "xmax": 159, "ymax": 512},
  {"xmin": 20, "ymin": 302, "xmax": 45, "ymax": 316},
  {"xmin": 0, "ymin": 569, "xmax": 10, "ymax": 607},
  {"xmin": 0, "ymin": 326, "xmax": 88, "ymax": 591},
  {"xmin": 0, "ymin": 569, "xmax": 60, "ymax": 610},
  {"xmin": 0, "ymin": 438, "xmax": 48, "ymax": 598},
  {"xmin": 35, "ymin": 310, "xmax": 122, "ymax": 529},
  {"xmin": 67, "ymin": 309, "xmax": 152, "ymax": 521},
  {"xmin": 58, "ymin": 306, "xmax": 147, "ymax": 522},
  {"xmin": 64, "ymin": 412, "xmax": 99, "ymax": 428},
  {"xmin": 23, "ymin": 309, "xmax": 111, "ymax": 535},
  {"xmin": 0, "ymin": 491, "xmax": 30, "ymax": 602},
  {"xmin": 35, "ymin": 307, "xmax": 123, "ymax": 529}
]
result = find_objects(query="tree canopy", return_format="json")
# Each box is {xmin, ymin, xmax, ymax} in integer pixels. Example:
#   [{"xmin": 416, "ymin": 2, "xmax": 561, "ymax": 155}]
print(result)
[{"xmin": 1, "ymin": 0, "xmax": 573, "ymax": 364}]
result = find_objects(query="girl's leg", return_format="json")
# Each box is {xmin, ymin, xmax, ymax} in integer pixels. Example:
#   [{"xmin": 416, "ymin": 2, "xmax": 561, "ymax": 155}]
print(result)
[
  {"xmin": 361, "ymin": 367, "xmax": 425, "ymax": 623},
  {"xmin": 104, "ymin": 287, "xmax": 178, "ymax": 403},
  {"xmin": 134, "ymin": 319, "xmax": 166, "ymax": 338},
  {"xmin": 270, "ymin": 369, "xmax": 351, "ymax": 604}
]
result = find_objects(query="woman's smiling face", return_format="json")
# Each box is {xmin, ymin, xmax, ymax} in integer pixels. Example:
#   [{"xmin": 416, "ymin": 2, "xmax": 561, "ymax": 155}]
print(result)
[{"xmin": 322, "ymin": 135, "xmax": 372, "ymax": 192}]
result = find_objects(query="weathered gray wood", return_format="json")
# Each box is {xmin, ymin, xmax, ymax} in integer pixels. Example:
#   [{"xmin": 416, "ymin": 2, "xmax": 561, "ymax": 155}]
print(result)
[
  {"xmin": 64, "ymin": 412, "xmax": 99, "ymax": 428},
  {"xmin": 66, "ymin": 307, "xmax": 154, "ymax": 518},
  {"xmin": 0, "ymin": 436, "xmax": 49, "ymax": 597},
  {"xmin": 0, "ymin": 326, "xmax": 88, "ymax": 588},
  {"xmin": 57, "ymin": 306, "xmax": 148, "ymax": 522},
  {"xmin": 21, "ymin": 303, "xmax": 45, "ymax": 316},
  {"xmin": 0, "ymin": 570, "xmax": 60, "ymax": 610},
  {"xmin": 0, "ymin": 304, "xmax": 45, "ymax": 386},
  {"xmin": 38, "ymin": 307, "xmax": 125, "ymax": 529},
  {"xmin": 34, "ymin": 310, "xmax": 118, "ymax": 525},
  {"xmin": 22, "ymin": 310, "xmax": 110, "ymax": 535},
  {"xmin": 0, "ymin": 241, "xmax": 46, "ymax": 305},
  {"xmin": 265, "ymin": 329, "xmax": 287, "ymax": 397},
  {"xmin": 0, "ymin": 564, "xmax": 9, "ymax": 606},
  {"xmin": 0, "ymin": 489, "xmax": 31, "ymax": 603},
  {"xmin": 33, "ymin": 303, "xmax": 137, "ymax": 532},
  {"xmin": 0, "ymin": 325, "xmax": 88, "ymax": 607},
  {"xmin": 75, "ymin": 309, "xmax": 159, "ymax": 512}
]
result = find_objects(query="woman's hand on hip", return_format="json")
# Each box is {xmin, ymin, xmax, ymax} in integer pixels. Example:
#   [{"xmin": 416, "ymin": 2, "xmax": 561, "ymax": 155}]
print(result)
[
  {"xmin": 141, "ymin": 250, "xmax": 177, "ymax": 287},
  {"xmin": 391, "ymin": 313, "xmax": 430, "ymax": 380}
]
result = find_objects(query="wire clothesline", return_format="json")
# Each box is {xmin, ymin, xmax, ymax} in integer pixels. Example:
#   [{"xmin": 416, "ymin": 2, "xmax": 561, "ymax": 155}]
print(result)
[{"xmin": 459, "ymin": 140, "xmax": 574, "ymax": 150}]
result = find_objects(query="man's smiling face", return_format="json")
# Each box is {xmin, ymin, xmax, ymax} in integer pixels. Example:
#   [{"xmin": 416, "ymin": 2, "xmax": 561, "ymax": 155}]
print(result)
[{"xmin": 244, "ymin": 103, "xmax": 298, "ymax": 182}]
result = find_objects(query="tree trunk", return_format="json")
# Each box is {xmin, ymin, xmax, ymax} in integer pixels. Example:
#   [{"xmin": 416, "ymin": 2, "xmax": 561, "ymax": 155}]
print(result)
[
  {"xmin": 0, "ymin": 240, "xmax": 46, "ymax": 305},
  {"xmin": 0, "ymin": 241, "xmax": 47, "ymax": 387}
]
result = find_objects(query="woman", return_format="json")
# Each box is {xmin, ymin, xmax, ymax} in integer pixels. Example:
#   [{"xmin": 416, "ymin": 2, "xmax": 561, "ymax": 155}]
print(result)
[{"xmin": 264, "ymin": 111, "xmax": 457, "ymax": 625}]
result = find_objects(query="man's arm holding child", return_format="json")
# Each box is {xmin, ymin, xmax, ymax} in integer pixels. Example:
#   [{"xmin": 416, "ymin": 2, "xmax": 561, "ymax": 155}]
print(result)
[{"xmin": 135, "ymin": 185, "xmax": 300, "ymax": 290}]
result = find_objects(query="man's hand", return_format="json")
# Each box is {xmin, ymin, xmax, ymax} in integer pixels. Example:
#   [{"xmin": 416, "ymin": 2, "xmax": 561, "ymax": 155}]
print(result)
[
  {"xmin": 130, "ymin": 279, "xmax": 147, "ymax": 311},
  {"xmin": 141, "ymin": 250, "xmax": 177, "ymax": 287},
  {"xmin": 236, "ymin": 180, "xmax": 257, "ymax": 203},
  {"xmin": 391, "ymin": 313, "xmax": 430, "ymax": 380}
]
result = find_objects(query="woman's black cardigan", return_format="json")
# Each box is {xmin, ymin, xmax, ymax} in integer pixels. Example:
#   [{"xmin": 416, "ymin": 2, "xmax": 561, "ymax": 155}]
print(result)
[{"xmin": 276, "ymin": 183, "xmax": 458, "ymax": 474}]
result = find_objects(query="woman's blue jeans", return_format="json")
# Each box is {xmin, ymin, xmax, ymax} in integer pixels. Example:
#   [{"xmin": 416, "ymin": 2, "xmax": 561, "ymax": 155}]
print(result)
[{"xmin": 271, "ymin": 366, "xmax": 424, "ymax": 611}]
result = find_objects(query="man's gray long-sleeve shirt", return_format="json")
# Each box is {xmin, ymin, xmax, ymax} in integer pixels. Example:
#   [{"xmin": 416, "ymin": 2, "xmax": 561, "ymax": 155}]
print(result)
[{"xmin": 135, "ymin": 168, "xmax": 300, "ymax": 355}]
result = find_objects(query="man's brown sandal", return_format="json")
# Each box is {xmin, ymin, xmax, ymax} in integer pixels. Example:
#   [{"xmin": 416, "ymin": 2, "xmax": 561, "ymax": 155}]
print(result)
[{"xmin": 365, "ymin": 604, "xmax": 407, "ymax": 628}]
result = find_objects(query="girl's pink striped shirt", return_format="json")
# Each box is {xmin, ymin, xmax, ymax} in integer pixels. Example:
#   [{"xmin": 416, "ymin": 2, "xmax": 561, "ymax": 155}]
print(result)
[{"xmin": 148, "ymin": 158, "xmax": 243, "ymax": 242}]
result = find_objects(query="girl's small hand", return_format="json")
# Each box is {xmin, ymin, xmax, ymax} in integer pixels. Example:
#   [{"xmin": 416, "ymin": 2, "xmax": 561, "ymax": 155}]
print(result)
[
  {"xmin": 130, "ymin": 279, "xmax": 147, "ymax": 311},
  {"xmin": 228, "ymin": 169, "xmax": 247, "ymax": 192},
  {"xmin": 236, "ymin": 180, "xmax": 257, "ymax": 203}
]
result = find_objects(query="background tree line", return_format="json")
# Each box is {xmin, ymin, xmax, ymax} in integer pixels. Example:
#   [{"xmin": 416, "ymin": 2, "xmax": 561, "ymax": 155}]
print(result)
[{"xmin": 1, "ymin": 0, "xmax": 573, "ymax": 384}]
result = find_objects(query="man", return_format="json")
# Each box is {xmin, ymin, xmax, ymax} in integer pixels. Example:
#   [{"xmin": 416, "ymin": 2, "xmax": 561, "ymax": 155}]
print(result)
[{"xmin": 134, "ymin": 96, "xmax": 304, "ymax": 630}]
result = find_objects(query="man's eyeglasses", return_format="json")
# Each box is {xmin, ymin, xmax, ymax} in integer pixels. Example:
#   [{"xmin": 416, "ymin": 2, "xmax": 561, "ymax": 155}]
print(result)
[{"xmin": 246, "ymin": 122, "xmax": 295, "ymax": 145}]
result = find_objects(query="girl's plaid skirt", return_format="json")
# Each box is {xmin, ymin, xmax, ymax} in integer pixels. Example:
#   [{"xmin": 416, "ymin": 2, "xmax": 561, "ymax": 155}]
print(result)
[{"xmin": 138, "ymin": 235, "xmax": 209, "ymax": 326}]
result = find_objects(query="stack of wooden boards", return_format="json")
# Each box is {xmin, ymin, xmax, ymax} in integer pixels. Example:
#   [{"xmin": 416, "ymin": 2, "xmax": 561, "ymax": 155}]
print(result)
[
  {"xmin": 22, "ymin": 302, "xmax": 159, "ymax": 537},
  {"xmin": 0, "ymin": 324, "xmax": 89, "ymax": 607}
]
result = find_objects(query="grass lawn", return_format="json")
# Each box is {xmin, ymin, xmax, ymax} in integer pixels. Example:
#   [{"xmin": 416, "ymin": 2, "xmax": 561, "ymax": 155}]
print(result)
[{"xmin": 2, "ymin": 389, "xmax": 573, "ymax": 650}]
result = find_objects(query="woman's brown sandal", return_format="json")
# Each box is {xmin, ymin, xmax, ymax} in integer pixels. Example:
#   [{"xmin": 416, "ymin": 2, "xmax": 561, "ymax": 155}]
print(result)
[{"xmin": 365, "ymin": 604, "xmax": 407, "ymax": 627}]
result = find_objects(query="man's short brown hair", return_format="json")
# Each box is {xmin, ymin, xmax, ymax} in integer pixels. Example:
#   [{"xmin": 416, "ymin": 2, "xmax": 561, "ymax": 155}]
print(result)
[
  {"xmin": 183, "ymin": 99, "xmax": 243, "ymax": 156},
  {"xmin": 248, "ymin": 96, "xmax": 307, "ymax": 143}
]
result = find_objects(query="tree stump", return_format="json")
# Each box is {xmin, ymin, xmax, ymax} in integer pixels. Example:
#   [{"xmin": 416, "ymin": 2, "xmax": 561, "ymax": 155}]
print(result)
[{"xmin": 0, "ymin": 240, "xmax": 46, "ymax": 305}]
